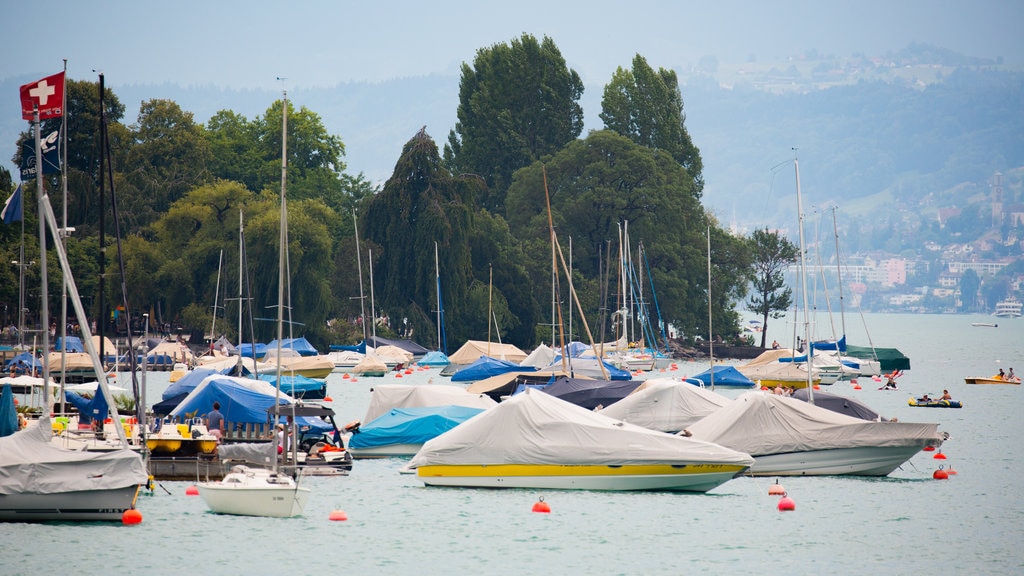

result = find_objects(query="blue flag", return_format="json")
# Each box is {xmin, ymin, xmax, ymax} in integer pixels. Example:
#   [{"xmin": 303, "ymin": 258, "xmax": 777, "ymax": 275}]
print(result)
[{"xmin": 1, "ymin": 185, "xmax": 22, "ymax": 224}]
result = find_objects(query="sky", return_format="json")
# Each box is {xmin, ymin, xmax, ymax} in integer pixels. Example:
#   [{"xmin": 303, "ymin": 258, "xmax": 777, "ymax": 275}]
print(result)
[{"xmin": 3, "ymin": 0, "xmax": 1022, "ymax": 91}]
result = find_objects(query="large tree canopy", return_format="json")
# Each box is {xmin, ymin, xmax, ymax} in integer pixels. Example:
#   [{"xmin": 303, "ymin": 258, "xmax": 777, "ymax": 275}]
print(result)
[
  {"xmin": 746, "ymin": 227, "xmax": 798, "ymax": 347},
  {"xmin": 504, "ymin": 130, "xmax": 744, "ymax": 340},
  {"xmin": 601, "ymin": 54, "xmax": 704, "ymax": 198},
  {"xmin": 444, "ymin": 33, "xmax": 584, "ymax": 214}
]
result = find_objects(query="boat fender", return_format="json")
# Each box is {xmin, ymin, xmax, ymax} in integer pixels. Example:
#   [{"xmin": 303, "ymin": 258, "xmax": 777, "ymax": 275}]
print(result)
[{"xmin": 344, "ymin": 420, "xmax": 360, "ymax": 432}]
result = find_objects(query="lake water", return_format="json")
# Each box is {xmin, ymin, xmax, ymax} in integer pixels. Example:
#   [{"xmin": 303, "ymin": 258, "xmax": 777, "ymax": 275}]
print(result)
[{"xmin": 5, "ymin": 313, "xmax": 1023, "ymax": 575}]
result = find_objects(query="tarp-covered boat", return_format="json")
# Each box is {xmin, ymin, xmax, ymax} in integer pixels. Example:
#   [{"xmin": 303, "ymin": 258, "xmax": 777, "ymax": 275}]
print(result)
[
  {"xmin": 451, "ymin": 356, "xmax": 536, "ymax": 382},
  {"xmin": 409, "ymin": 388, "xmax": 754, "ymax": 492},
  {"xmin": 535, "ymin": 376, "xmax": 643, "ymax": 410},
  {"xmin": 686, "ymin": 391, "xmax": 943, "ymax": 476},
  {"xmin": 348, "ymin": 405, "xmax": 485, "ymax": 458},
  {"xmin": 599, "ymin": 378, "xmax": 730, "ymax": 433},
  {"xmin": 361, "ymin": 384, "xmax": 497, "ymax": 424},
  {"xmin": 686, "ymin": 365, "xmax": 757, "ymax": 388}
]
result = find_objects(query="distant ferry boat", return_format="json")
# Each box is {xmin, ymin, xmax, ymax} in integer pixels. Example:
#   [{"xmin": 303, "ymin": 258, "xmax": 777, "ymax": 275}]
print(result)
[{"xmin": 993, "ymin": 298, "xmax": 1022, "ymax": 318}]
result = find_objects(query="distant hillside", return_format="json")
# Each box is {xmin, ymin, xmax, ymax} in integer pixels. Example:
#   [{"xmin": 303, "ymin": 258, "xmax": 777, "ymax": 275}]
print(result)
[{"xmin": 3, "ymin": 64, "xmax": 1020, "ymax": 252}]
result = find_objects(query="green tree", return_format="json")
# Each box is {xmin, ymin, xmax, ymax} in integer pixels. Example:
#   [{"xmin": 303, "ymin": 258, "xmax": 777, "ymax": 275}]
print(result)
[
  {"xmin": 362, "ymin": 128, "xmax": 482, "ymax": 349},
  {"xmin": 600, "ymin": 54, "xmax": 704, "ymax": 197},
  {"xmin": 746, "ymin": 228, "xmax": 798, "ymax": 348},
  {"xmin": 504, "ymin": 130, "xmax": 740, "ymax": 341},
  {"xmin": 958, "ymin": 268, "xmax": 980, "ymax": 312},
  {"xmin": 444, "ymin": 34, "xmax": 584, "ymax": 213},
  {"xmin": 206, "ymin": 109, "xmax": 263, "ymax": 192}
]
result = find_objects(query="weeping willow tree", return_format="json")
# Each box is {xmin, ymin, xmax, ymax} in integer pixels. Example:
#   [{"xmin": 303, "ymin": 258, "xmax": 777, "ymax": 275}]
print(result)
[{"xmin": 361, "ymin": 128, "xmax": 481, "ymax": 349}]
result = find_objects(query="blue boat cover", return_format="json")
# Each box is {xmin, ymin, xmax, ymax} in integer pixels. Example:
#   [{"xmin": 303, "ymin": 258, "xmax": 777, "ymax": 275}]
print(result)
[
  {"xmin": 54, "ymin": 336, "xmax": 84, "ymax": 352},
  {"xmin": 64, "ymin": 385, "xmax": 109, "ymax": 424},
  {"xmin": 329, "ymin": 341, "xmax": 367, "ymax": 354},
  {"xmin": 811, "ymin": 335, "xmax": 847, "ymax": 352},
  {"xmin": 238, "ymin": 342, "xmax": 268, "ymax": 359},
  {"xmin": 5, "ymin": 351, "xmax": 43, "ymax": 372},
  {"xmin": 367, "ymin": 336, "xmax": 429, "ymax": 356},
  {"xmin": 265, "ymin": 337, "xmax": 319, "ymax": 356},
  {"xmin": 451, "ymin": 356, "xmax": 536, "ymax": 382},
  {"xmin": 257, "ymin": 373, "xmax": 327, "ymax": 397},
  {"xmin": 348, "ymin": 405, "xmax": 485, "ymax": 449},
  {"xmin": 169, "ymin": 376, "xmax": 331, "ymax": 433},
  {"xmin": 550, "ymin": 356, "xmax": 633, "ymax": 380},
  {"xmin": 417, "ymin": 350, "xmax": 450, "ymax": 367},
  {"xmin": 687, "ymin": 365, "xmax": 757, "ymax": 388},
  {"xmin": 162, "ymin": 367, "xmax": 219, "ymax": 400},
  {"xmin": 0, "ymin": 384, "xmax": 17, "ymax": 437}
]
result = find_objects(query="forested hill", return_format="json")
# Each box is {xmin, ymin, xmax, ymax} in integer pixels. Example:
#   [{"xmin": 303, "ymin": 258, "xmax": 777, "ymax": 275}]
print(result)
[{"xmin": 2, "ymin": 65, "xmax": 1021, "ymax": 252}]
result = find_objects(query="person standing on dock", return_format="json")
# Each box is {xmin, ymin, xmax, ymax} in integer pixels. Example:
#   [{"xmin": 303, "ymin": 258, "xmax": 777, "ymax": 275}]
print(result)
[{"xmin": 205, "ymin": 401, "xmax": 225, "ymax": 442}]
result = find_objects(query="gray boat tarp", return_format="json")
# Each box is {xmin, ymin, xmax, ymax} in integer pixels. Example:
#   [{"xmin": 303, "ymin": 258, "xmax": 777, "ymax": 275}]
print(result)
[
  {"xmin": 362, "ymin": 384, "xmax": 497, "ymax": 424},
  {"xmin": 686, "ymin": 391, "xmax": 940, "ymax": 456},
  {"xmin": 217, "ymin": 442, "xmax": 278, "ymax": 467},
  {"xmin": 0, "ymin": 416, "xmax": 147, "ymax": 495},
  {"xmin": 791, "ymin": 388, "xmax": 888, "ymax": 421},
  {"xmin": 538, "ymin": 376, "xmax": 643, "ymax": 411},
  {"xmin": 409, "ymin": 388, "xmax": 754, "ymax": 469},
  {"xmin": 599, "ymin": 378, "xmax": 731, "ymax": 433}
]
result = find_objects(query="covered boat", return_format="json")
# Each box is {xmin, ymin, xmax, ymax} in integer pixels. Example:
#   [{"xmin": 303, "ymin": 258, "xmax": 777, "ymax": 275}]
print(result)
[
  {"xmin": 543, "ymin": 356, "xmax": 632, "ymax": 380},
  {"xmin": 361, "ymin": 384, "xmax": 497, "ymax": 424},
  {"xmin": 257, "ymin": 373, "xmax": 327, "ymax": 400},
  {"xmin": 685, "ymin": 391, "xmax": 943, "ymax": 476},
  {"xmin": 736, "ymin": 349, "xmax": 821, "ymax": 389},
  {"xmin": 416, "ymin": 350, "xmax": 450, "ymax": 367},
  {"xmin": 348, "ymin": 405, "xmax": 485, "ymax": 458},
  {"xmin": 0, "ymin": 416, "xmax": 147, "ymax": 521},
  {"xmin": 351, "ymin": 354, "xmax": 387, "ymax": 377},
  {"xmin": 791, "ymin": 388, "xmax": 889, "ymax": 421},
  {"xmin": 451, "ymin": 356, "xmax": 536, "ymax": 383},
  {"xmin": 599, "ymin": 378, "xmax": 730, "ymax": 433},
  {"xmin": 685, "ymin": 365, "xmax": 757, "ymax": 389},
  {"xmin": 409, "ymin": 388, "xmax": 754, "ymax": 492},
  {"xmin": 447, "ymin": 340, "xmax": 528, "ymax": 365},
  {"xmin": 534, "ymin": 376, "xmax": 643, "ymax": 410},
  {"xmin": 844, "ymin": 344, "xmax": 910, "ymax": 372}
]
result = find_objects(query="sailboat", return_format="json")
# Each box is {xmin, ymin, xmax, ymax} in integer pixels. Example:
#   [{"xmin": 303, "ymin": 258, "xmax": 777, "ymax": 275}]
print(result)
[
  {"xmin": 1, "ymin": 74, "xmax": 148, "ymax": 521},
  {"xmin": 197, "ymin": 91, "xmax": 310, "ymax": 517}
]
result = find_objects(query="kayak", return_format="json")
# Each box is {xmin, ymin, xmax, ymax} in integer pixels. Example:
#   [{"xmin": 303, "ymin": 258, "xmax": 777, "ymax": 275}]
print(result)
[{"xmin": 908, "ymin": 398, "xmax": 963, "ymax": 408}]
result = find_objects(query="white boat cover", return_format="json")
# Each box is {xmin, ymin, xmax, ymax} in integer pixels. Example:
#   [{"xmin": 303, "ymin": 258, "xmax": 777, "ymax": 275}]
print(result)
[
  {"xmin": 519, "ymin": 343, "xmax": 555, "ymax": 368},
  {"xmin": 685, "ymin": 391, "xmax": 941, "ymax": 455},
  {"xmin": 369, "ymin": 345, "xmax": 414, "ymax": 364},
  {"xmin": 0, "ymin": 417, "xmax": 147, "ymax": 495},
  {"xmin": 737, "ymin": 349, "xmax": 819, "ymax": 384},
  {"xmin": 362, "ymin": 384, "xmax": 497, "ymax": 423},
  {"xmin": 409, "ymin": 388, "xmax": 754, "ymax": 468},
  {"xmin": 599, "ymin": 378, "xmax": 730, "ymax": 432}
]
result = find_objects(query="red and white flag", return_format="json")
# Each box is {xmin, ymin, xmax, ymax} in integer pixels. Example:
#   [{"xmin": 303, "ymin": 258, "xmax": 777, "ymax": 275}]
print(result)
[{"xmin": 20, "ymin": 71, "xmax": 65, "ymax": 120}]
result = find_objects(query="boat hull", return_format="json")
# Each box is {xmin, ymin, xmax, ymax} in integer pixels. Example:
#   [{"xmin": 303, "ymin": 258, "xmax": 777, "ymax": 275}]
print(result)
[
  {"xmin": 416, "ymin": 463, "xmax": 748, "ymax": 492},
  {"xmin": 0, "ymin": 485, "xmax": 141, "ymax": 522},
  {"xmin": 965, "ymin": 377, "xmax": 1020, "ymax": 385},
  {"xmin": 349, "ymin": 443, "xmax": 422, "ymax": 459},
  {"xmin": 747, "ymin": 445, "xmax": 929, "ymax": 477},
  {"xmin": 908, "ymin": 399, "xmax": 963, "ymax": 408},
  {"xmin": 197, "ymin": 478, "xmax": 310, "ymax": 518}
]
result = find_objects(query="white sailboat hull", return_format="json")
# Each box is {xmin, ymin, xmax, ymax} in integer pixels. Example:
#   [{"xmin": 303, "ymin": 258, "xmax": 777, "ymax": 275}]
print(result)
[
  {"xmin": 197, "ymin": 466, "xmax": 310, "ymax": 517},
  {"xmin": 416, "ymin": 463, "xmax": 746, "ymax": 492},
  {"xmin": 747, "ymin": 445, "xmax": 928, "ymax": 477},
  {"xmin": 0, "ymin": 485, "xmax": 141, "ymax": 522}
]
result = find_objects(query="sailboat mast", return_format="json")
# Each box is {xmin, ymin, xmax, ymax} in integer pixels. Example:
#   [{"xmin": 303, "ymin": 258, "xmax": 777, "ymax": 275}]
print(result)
[
  {"xmin": 794, "ymin": 156, "xmax": 814, "ymax": 402},
  {"xmin": 34, "ymin": 105, "xmax": 50, "ymax": 388},
  {"xmin": 832, "ymin": 206, "xmax": 847, "ymax": 339},
  {"xmin": 435, "ymin": 242, "xmax": 442, "ymax": 351},
  {"xmin": 353, "ymin": 211, "xmax": 367, "ymax": 344},
  {"xmin": 273, "ymin": 90, "xmax": 287, "ymax": 460},
  {"xmin": 368, "ymin": 249, "xmax": 377, "ymax": 344},
  {"xmin": 707, "ymin": 226, "xmax": 714, "ymax": 390},
  {"xmin": 210, "ymin": 250, "xmax": 223, "ymax": 344}
]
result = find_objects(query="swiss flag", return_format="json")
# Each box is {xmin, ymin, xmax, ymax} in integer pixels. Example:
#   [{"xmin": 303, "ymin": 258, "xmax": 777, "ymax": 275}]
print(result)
[{"xmin": 20, "ymin": 71, "xmax": 65, "ymax": 120}]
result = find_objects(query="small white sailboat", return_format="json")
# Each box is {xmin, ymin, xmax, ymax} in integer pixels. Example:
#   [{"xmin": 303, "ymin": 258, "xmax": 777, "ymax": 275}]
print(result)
[{"xmin": 197, "ymin": 91, "xmax": 310, "ymax": 517}]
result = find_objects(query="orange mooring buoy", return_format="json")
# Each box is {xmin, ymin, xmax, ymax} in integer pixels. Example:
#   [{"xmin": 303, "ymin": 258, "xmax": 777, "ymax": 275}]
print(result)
[
  {"xmin": 185, "ymin": 485, "xmax": 199, "ymax": 496},
  {"xmin": 532, "ymin": 497, "xmax": 551, "ymax": 513},
  {"xmin": 933, "ymin": 467, "xmax": 949, "ymax": 480},
  {"xmin": 923, "ymin": 445, "xmax": 936, "ymax": 452},
  {"xmin": 853, "ymin": 383, "xmax": 862, "ymax": 390},
  {"xmin": 777, "ymin": 494, "xmax": 796, "ymax": 511},
  {"xmin": 768, "ymin": 479, "xmax": 785, "ymax": 496},
  {"xmin": 121, "ymin": 508, "xmax": 143, "ymax": 525},
  {"xmin": 946, "ymin": 466, "xmax": 958, "ymax": 475},
  {"xmin": 933, "ymin": 451, "xmax": 947, "ymax": 460},
  {"xmin": 342, "ymin": 373, "xmax": 350, "ymax": 379},
  {"xmin": 329, "ymin": 509, "xmax": 348, "ymax": 521}
]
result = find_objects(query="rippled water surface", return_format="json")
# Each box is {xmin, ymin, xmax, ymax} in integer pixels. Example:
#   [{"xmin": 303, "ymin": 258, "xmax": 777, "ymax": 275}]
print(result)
[{"xmin": 6, "ymin": 313, "xmax": 1023, "ymax": 575}]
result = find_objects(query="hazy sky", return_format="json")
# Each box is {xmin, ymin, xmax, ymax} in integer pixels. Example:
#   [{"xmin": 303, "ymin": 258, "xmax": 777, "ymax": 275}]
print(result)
[{"xmin": 3, "ymin": 0, "xmax": 1021, "ymax": 90}]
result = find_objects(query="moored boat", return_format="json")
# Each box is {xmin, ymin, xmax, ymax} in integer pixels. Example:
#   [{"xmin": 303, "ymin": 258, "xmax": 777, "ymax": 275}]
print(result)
[
  {"xmin": 993, "ymin": 298, "xmax": 1022, "ymax": 318},
  {"xmin": 197, "ymin": 465, "xmax": 310, "ymax": 517},
  {"xmin": 409, "ymin": 388, "xmax": 754, "ymax": 492},
  {"xmin": 908, "ymin": 397, "xmax": 963, "ymax": 408},
  {"xmin": 964, "ymin": 374, "xmax": 1021, "ymax": 385}
]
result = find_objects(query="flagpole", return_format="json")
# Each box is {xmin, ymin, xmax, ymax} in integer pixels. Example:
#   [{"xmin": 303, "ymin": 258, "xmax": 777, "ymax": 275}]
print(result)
[
  {"xmin": 59, "ymin": 58, "xmax": 68, "ymax": 415},
  {"xmin": 35, "ymin": 105, "xmax": 51, "ymax": 388}
]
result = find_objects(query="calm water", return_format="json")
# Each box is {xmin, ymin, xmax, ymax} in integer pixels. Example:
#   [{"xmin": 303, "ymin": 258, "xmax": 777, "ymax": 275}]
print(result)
[{"xmin": 5, "ymin": 313, "xmax": 1023, "ymax": 575}]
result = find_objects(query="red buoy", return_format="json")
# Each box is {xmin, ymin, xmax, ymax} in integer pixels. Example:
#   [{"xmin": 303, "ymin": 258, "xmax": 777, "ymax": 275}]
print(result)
[
  {"xmin": 777, "ymin": 495, "xmax": 796, "ymax": 511},
  {"xmin": 395, "ymin": 373, "xmax": 403, "ymax": 378},
  {"xmin": 532, "ymin": 497, "xmax": 551, "ymax": 513},
  {"xmin": 324, "ymin": 396, "xmax": 333, "ymax": 402},
  {"xmin": 923, "ymin": 445, "xmax": 936, "ymax": 452},
  {"xmin": 853, "ymin": 383, "xmax": 862, "ymax": 390},
  {"xmin": 329, "ymin": 510, "xmax": 348, "ymax": 521},
  {"xmin": 121, "ymin": 508, "xmax": 143, "ymax": 525},
  {"xmin": 342, "ymin": 373, "xmax": 350, "ymax": 379},
  {"xmin": 185, "ymin": 485, "xmax": 199, "ymax": 496},
  {"xmin": 947, "ymin": 466, "xmax": 958, "ymax": 475},
  {"xmin": 933, "ymin": 451, "xmax": 947, "ymax": 460},
  {"xmin": 768, "ymin": 479, "xmax": 785, "ymax": 496},
  {"xmin": 933, "ymin": 468, "xmax": 949, "ymax": 480}
]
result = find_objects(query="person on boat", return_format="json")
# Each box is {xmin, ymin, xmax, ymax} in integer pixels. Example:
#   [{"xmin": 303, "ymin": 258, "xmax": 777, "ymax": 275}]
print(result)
[
  {"xmin": 918, "ymin": 393, "xmax": 932, "ymax": 403},
  {"xmin": 1009, "ymin": 368, "xmax": 1016, "ymax": 380},
  {"xmin": 205, "ymin": 401, "xmax": 225, "ymax": 442},
  {"xmin": 940, "ymin": 389, "xmax": 952, "ymax": 400},
  {"xmin": 883, "ymin": 376, "xmax": 898, "ymax": 390},
  {"xmin": 998, "ymin": 368, "xmax": 1006, "ymax": 380},
  {"xmin": 771, "ymin": 340, "xmax": 780, "ymax": 350}
]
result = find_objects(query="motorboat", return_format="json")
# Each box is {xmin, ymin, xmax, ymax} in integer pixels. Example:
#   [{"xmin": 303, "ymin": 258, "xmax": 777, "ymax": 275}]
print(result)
[
  {"xmin": 197, "ymin": 465, "xmax": 310, "ymax": 517},
  {"xmin": 685, "ymin": 391, "xmax": 944, "ymax": 477},
  {"xmin": 598, "ymin": 378, "xmax": 730, "ymax": 433},
  {"xmin": 360, "ymin": 383, "xmax": 497, "ymax": 424},
  {"xmin": 347, "ymin": 405, "xmax": 486, "ymax": 458},
  {"xmin": 0, "ymin": 416, "xmax": 148, "ymax": 521},
  {"xmin": 964, "ymin": 374, "xmax": 1020, "ymax": 385},
  {"xmin": 409, "ymin": 388, "xmax": 754, "ymax": 492}
]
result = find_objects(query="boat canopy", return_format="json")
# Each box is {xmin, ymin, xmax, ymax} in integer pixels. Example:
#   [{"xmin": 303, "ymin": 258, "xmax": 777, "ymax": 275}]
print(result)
[
  {"xmin": 416, "ymin": 350, "xmax": 450, "ymax": 367},
  {"xmin": 362, "ymin": 383, "xmax": 497, "ymax": 424},
  {"xmin": 238, "ymin": 342, "xmax": 268, "ymax": 359},
  {"xmin": 348, "ymin": 405, "xmax": 485, "ymax": 450},
  {"xmin": 451, "ymin": 356, "xmax": 535, "ymax": 382},
  {"xmin": 265, "ymin": 337, "xmax": 319, "ymax": 357},
  {"xmin": 64, "ymin": 385, "xmax": 109, "ymax": 424},
  {"xmin": 519, "ymin": 343, "xmax": 555, "ymax": 368},
  {"xmin": 686, "ymin": 391, "xmax": 939, "ymax": 455},
  {"xmin": 791, "ymin": 388, "xmax": 887, "ymax": 421},
  {"xmin": 0, "ymin": 384, "xmax": 17, "ymax": 437},
  {"xmin": 536, "ymin": 376, "xmax": 643, "ymax": 410},
  {"xmin": 844, "ymin": 345, "xmax": 911, "ymax": 372},
  {"xmin": 447, "ymin": 340, "xmax": 528, "ymax": 365},
  {"xmin": 169, "ymin": 375, "xmax": 330, "ymax": 433},
  {"xmin": 408, "ymin": 388, "xmax": 754, "ymax": 468},
  {"xmin": 599, "ymin": 378, "xmax": 730, "ymax": 433},
  {"xmin": 686, "ymin": 365, "xmax": 757, "ymax": 388},
  {"xmin": 53, "ymin": 336, "xmax": 84, "ymax": 353}
]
